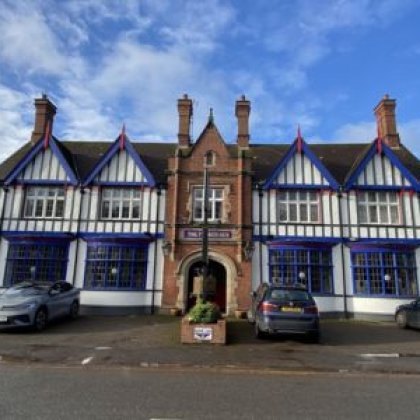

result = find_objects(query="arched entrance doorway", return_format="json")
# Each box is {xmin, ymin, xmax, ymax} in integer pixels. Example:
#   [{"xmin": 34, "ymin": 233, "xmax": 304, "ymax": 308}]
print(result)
[{"xmin": 187, "ymin": 259, "xmax": 226, "ymax": 312}]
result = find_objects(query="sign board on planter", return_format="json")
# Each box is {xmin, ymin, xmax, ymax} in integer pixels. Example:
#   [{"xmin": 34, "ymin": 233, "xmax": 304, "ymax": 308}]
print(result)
[{"xmin": 193, "ymin": 327, "xmax": 213, "ymax": 341}]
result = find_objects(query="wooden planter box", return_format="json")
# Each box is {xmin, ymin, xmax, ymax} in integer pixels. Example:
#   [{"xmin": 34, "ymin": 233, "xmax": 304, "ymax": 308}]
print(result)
[{"xmin": 181, "ymin": 317, "xmax": 226, "ymax": 345}]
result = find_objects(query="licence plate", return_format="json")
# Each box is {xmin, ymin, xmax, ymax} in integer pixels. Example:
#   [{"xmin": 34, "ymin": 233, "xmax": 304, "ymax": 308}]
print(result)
[
  {"xmin": 0, "ymin": 315, "xmax": 7, "ymax": 322},
  {"xmin": 281, "ymin": 307, "xmax": 301, "ymax": 313}
]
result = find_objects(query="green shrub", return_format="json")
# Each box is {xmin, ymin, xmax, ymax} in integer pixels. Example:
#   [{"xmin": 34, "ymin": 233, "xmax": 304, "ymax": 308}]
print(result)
[{"xmin": 187, "ymin": 298, "xmax": 222, "ymax": 324}]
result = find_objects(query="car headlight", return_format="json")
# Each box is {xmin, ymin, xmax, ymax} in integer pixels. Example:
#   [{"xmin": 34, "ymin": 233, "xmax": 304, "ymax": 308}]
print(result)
[{"xmin": 3, "ymin": 302, "xmax": 37, "ymax": 311}]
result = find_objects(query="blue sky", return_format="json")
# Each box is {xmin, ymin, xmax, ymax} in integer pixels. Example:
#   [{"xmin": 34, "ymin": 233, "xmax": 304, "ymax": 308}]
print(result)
[{"xmin": 1, "ymin": 0, "xmax": 420, "ymax": 162}]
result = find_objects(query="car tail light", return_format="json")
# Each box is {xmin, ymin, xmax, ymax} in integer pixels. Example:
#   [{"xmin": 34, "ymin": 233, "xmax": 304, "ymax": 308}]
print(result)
[
  {"xmin": 304, "ymin": 305, "xmax": 318, "ymax": 315},
  {"xmin": 260, "ymin": 302, "xmax": 278, "ymax": 313}
]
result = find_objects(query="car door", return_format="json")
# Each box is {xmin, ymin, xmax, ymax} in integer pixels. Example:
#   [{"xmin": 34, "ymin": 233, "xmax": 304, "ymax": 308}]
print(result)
[
  {"xmin": 47, "ymin": 283, "xmax": 70, "ymax": 319},
  {"xmin": 412, "ymin": 299, "xmax": 420, "ymax": 328}
]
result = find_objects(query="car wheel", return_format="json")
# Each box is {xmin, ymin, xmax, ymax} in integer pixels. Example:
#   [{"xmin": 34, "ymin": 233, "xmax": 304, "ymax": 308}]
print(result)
[
  {"xmin": 396, "ymin": 311, "xmax": 408, "ymax": 329},
  {"xmin": 255, "ymin": 321, "xmax": 266, "ymax": 339},
  {"xmin": 33, "ymin": 308, "xmax": 47, "ymax": 332},
  {"xmin": 69, "ymin": 301, "xmax": 79, "ymax": 320}
]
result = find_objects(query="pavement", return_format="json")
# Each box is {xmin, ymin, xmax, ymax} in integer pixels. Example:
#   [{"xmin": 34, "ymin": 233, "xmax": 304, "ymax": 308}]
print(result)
[{"xmin": 1, "ymin": 315, "xmax": 420, "ymax": 375}]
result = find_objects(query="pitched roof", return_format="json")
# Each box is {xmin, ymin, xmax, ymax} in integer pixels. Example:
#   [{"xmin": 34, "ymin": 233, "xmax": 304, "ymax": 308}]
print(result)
[{"xmin": 0, "ymin": 140, "xmax": 418, "ymax": 187}]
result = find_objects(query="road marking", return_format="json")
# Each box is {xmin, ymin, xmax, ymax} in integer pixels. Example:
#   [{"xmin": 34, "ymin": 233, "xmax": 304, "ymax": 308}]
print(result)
[
  {"xmin": 81, "ymin": 356, "xmax": 94, "ymax": 365},
  {"xmin": 94, "ymin": 347, "xmax": 112, "ymax": 351},
  {"xmin": 360, "ymin": 353, "xmax": 400, "ymax": 358}
]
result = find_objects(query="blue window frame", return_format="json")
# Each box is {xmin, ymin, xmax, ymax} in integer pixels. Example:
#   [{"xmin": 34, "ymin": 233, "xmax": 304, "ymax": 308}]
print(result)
[
  {"xmin": 4, "ymin": 242, "xmax": 69, "ymax": 286},
  {"xmin": 84, "ymin": 244, "xmax": 147, "ymax": 290},
  {"xmin": 269, "ymin": 247, "xmax": 333, "ymax": 294},
  {"xmin": 352, "ymin": 250, "xmax": 418, "ymax": 297}
]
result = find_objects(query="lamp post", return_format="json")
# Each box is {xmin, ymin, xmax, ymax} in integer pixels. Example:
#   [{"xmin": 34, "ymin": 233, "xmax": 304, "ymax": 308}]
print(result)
[
  {"xmin": 298, "ymin": 271, "xmax": 306, "ymax": 286},
  {"xmin": 201, "ymin": 164, "xmax": 210, "ymax": 299}
]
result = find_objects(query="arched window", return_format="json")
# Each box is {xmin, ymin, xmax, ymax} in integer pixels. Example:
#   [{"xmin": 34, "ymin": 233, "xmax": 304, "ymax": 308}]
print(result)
[{"xmin": 204, "ymin": 151, "xmax": 216, "ymax": 166}]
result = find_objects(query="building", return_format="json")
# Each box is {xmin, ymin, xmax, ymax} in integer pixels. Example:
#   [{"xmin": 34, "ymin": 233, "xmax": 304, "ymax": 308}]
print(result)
[{"xmin": 0, "ymin": 94, "xmax": 419, "ymax": 319}]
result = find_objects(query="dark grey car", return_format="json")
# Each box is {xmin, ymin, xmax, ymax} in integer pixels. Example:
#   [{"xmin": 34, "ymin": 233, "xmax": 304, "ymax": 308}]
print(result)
[
  {"xmin": 0, "ymin": 281, "xmax": 80, "ymax": 331},
  {"xmin": 395, "ymin": 298, "xmax": 420, "ymax": 329},
  {"xmin": 248, "ymin": 283, "xmax": 320, "ymax": 342}
]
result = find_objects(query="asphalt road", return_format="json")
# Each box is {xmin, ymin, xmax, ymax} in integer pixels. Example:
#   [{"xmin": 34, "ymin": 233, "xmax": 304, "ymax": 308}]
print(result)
[{"xmin": 0, "ymin": 365, "xmax": 419, "ymax": 420}]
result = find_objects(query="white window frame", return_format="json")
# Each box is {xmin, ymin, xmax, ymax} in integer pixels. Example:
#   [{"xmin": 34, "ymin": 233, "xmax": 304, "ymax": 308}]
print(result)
[
  {"xmin": 24, "ymin": 186, "xmax": 65, "ymax": 219},
  {"xmin": 100, "ymin": 188, "xmax": 142, "ymax": 220},
  {"xmin": 357, "ymin": 191, "xmax": 400, "ymax": 225},
  {"xmin": 277, "ymin": 190, "xmax": 320, "ymax": 223},
  {"xmin": 193, "ymin": 186, "xmax": 224, "ymax": 223}
]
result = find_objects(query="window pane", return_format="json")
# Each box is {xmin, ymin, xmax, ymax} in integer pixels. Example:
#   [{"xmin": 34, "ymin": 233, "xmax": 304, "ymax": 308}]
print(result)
[
  {"xmin": 132, "ymin": 203, "xmax": 140, "ymax": 218},
  {"xmin": 112, "ymin": 202, "xmax": 120, "ymax": 218},
  {"xmin": 368, "ymin": 206, "xmax": 378, "ymax": 222},
  {"xmin": 35, "ymin": 200, "xmax": 43, "ymax": 217},
  {"xmin": 300, "ymin": 203, "xmax": 308, "ymax": 221},
  {"xmin": 55, "ymin": 200, "xmax": 64, "ymax": 218},
  {"xmin": 390, "ymin": 206, "xmax": 399, "ymax": 224},
  {"xmin": 45, "ymin": 200, "xmax": 54, "ymax": 217},
  {"xmin": 278, "ymin": 203, "xmax": 287, "ymax": 221},
  {"xmin": 388, "ymin": 192, "xmax": 397, "ymax": 203},
  {"xmin": 289, "ymin": 191, "xmax": 296, "ymax": 200},
  {"xmin": 24, "ymin": 200, "xmax": 34, "ymax": 217},
  {"xmin": 122, "ymin": 201, "xmax": 130, "ymax": 218},
  {"xmin": 358, "ymin": 205, "xmax": 367, "ymax": 223},
  {"xmin": 214, "ymin": 202, "xmax": 222, "ymax": 220},
  {"xmin": 368, "ymin": 192, "xmax": 376, "ymax": 202},
  {"xmin": 310, "ymin": 204, "xmax": 318, "ymax": 222},
  {"xmin": 101, "ymin": 201, "xmax": 110, "ymax": 218},
  {"xmin": 289, "ymin": 204, "xmax": 297, "ymax": 221},
  {"xmin": 299, "ymin": 191, "xmax": 307, "ymax": 200},
  {"xmin": 379, "ymin": 205, "xmax": 388, "ymax": 223}
]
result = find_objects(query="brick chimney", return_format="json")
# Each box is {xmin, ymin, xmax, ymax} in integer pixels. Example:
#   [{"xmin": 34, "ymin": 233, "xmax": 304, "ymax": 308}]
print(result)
[
  {"xmin": 31, "ymin": 94, "xmax": 57, "ymax": 144},
  {"xmin": 177, "ymin": 94, "xmax": 193, "ymax": 148},
  {"xmin": 235, "ymin": 95, "xmax": 250, "ymax": 148},
  {"xmin": 374, "ymin": 94, "xmax": 400, "ymax": 148}
]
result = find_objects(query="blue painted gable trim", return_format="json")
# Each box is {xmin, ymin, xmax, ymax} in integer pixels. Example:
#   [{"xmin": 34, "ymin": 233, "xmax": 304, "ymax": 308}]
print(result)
[
  {"xmin": 4, "ymin": 136, "xmax": 78, "ymax": 186},
  {"xmin": 83, "ymin": 136, "xmax": 156, "ymax": 187},
  {"xmin": 344, "ymin": 141, "xmax": 420, "ymax": 191},
  {"xmin": 263, "ymin": 140, "xmax": 339, "ymax": 190}
]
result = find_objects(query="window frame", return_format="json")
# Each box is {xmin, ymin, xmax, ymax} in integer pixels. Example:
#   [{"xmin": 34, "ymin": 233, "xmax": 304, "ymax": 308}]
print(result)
[
  {"xmin": 84, "ymin": 243, "xmax": 148, "ymax": 291},
  {"xmin": 100, "ymin": 187, "xmax": 142, "ymax": 220},
  {"xmin": 192, "ymin": 186, "xmax": 224, "ymax": 223},
  {"xmin": 268, "ymin": 246, "xmax": 333, "ymax": 295},
  {"xmin": 4, "ymin": 242, "xmax": 69, "ymax": 286},
  {"xmin": 351, "ymin": 249, "xmax": 418, "ymax": 297},
  {"xmin": 277, "ymin": 190, "xmax": 321, "ymax": 223},
  {"xmin": 357, "ymin": 190, "xmax": 400, "ymax": 225},
  {"xmin": 23, "ymin": 186, "xmax": 66, "ymax": 219}
]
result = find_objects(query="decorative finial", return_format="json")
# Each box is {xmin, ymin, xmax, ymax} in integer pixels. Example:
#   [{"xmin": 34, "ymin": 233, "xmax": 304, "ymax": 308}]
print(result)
[
  {"xmin": 296, "ymin": 124, "xmax": 303, "ymax": 153},
  {"xmin": 208, "ymin": 107, "xmax": 214, "ymax": 123},
  {"xmin": 119, "ymin": 123, "xmax": 126, "ymax": 150}
]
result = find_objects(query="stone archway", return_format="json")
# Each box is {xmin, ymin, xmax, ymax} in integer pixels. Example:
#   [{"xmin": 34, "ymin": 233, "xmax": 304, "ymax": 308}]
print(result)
[{"xmin": 175, "ymin": 250, "xmax": 238, "ymax": 315}]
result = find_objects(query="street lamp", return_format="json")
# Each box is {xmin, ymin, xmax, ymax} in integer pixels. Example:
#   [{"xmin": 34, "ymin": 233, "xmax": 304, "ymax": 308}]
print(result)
[{"xmin": 298, "ymin": 271, "xmax": 306, "ymax": 285}]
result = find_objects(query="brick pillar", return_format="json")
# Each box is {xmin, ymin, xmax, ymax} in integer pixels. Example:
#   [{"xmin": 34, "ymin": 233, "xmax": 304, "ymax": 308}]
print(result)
[
  {"xmin": 178, "ymin": 94, "xmax": 193, "ymax": 148},
  {"xmin": 235, "ymin": 95, "xmax": 250, "ymax": 148},
  {"xmin": 31, "ymin": 94, "xmax": 56, "ymax": 144},
  {"xmin": 374, "ymin": 94, "xmax": 400, "ymax": 148}
]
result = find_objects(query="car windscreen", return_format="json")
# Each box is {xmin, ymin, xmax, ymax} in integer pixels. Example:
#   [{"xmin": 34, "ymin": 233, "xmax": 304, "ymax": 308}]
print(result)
[
  {"xmin": 266, "ymin": 289, "xmax": 311, "ymax": 302},
  {"xmin": 4, "ymin": 282, "xmax": 50, "ymax": 296}
]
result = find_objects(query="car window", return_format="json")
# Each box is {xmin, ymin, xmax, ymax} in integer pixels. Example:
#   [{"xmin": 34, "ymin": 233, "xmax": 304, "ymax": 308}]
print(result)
[
  {"xmin": 267, "ymin": 289, "xmax": 311, "ymax": 302},
  {"xmin": 60, "ymin": 283, "xmax": 73, "ymax": 292}
]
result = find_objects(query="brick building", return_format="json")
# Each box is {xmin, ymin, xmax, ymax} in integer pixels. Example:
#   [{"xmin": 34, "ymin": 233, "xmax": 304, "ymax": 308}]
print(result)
[{"xmin": 0, "ymin": 94, "xmax": 419, "ymax": 319}]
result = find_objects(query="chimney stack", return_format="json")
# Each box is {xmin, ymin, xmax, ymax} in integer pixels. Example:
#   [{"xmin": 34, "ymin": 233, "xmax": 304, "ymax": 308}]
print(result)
[
  {"xmin": 235, "ymin": 95, "xmax": 250, "ymax": 148},
  {"xmin": 31, "ymin": 94, "xmax": 57, "ymax": 144},
  {"xmin": 374, "ymin": 94, "xmax": 400, "ymax": 148},
  {"xmin": 177, "ymin": 94, "xmax": 193, "ymax": 148}
]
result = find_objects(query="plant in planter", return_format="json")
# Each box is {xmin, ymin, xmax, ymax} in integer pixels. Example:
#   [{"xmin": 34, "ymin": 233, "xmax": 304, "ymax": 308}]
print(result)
[
  {"xmin": 181, "ymin": 298, "xmax": 226, "ymax": 344},
  {"xmin": 187, "ymin": 298, "xmax": 221, "ymax": 323}
]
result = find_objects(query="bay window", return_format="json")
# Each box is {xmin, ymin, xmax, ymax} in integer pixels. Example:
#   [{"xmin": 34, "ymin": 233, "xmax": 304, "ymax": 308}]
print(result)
[
  {"xmin": 269, "ymin": 247, "xmax": 333, "ymax": 294},
  {"xmin": 352, "ymin": 250, "xmax": 417, "ymax": 296}
]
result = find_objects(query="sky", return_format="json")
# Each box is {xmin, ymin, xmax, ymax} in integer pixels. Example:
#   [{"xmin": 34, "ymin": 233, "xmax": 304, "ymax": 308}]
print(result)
[{"xmin": 1, "ymin": 0, "xmax": 420, "ymax": 163}]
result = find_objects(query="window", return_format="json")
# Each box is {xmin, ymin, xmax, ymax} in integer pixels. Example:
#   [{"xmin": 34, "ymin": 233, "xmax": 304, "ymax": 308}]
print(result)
[
  {"xmin": 193, "ymin": 187, "xmax": 224, "ymax": 222},
  {"xmin": 84, "ymin": 244, "xmax": 147, "ymax": 290},
  {"xmin": 4, "ymin": 243, "xmax": 68, "ymax": 286},
  {"xmin": 100, "ymin": 188, "xmax": 141, "ymax": 220},
  {"xmin": 357, "ymin": 191, "xmax": 399, "ymax": 224},
  {"xmin": 269, "ymin": 248, "xmax": 333, "ymax": 294},
  {"xmin": 277, "ymin": 190, "xmax": 319, "ymax": 223},
  {"xmin": 24, "ymin": 186, "xmax": 65, "ymax": 218},
  {"xmin": 352, "ymin": 250, "xmax": 417, "ymax": 296},
  {"xmin": 204, "ymin": 151, "xmax": 216, "ymax": 166}
]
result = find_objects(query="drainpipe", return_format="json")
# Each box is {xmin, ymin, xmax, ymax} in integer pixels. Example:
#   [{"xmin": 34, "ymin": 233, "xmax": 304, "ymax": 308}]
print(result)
[
  {"xmin": 338, "ymin": 187, "xmax": 348, "ymax": 318},
  {"xmin": 258, "ymin": 185, "xmax": 263, "ymax": 285},
  {"xmin": 151, "ymin": 186, "xmax": 161, "ymax": 315},
  {"xmin": 72, "ymin": 186, "xmax": 84, "ymax": 286}
]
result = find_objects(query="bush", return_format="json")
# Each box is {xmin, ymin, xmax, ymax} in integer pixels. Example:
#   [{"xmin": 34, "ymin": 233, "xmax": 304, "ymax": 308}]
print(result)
[{"xmin": 187, "ymin": 298, "xmax": 222, "ymax": 324}]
